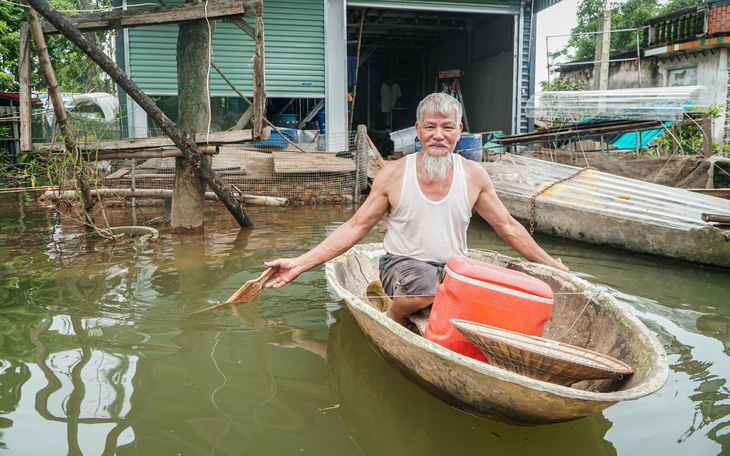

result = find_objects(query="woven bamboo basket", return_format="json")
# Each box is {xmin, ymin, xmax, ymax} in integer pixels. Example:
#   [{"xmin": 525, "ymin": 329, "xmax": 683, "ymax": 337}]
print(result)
[{"xmin": 450, "ymin": 319, "xmax": 633, "ymax": 387}]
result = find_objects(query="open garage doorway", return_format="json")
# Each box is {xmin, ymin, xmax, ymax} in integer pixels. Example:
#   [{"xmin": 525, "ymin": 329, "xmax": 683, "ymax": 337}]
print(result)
[{"xmin": 345, "ymin": 5, "xmax": 518, "ymax": 156}]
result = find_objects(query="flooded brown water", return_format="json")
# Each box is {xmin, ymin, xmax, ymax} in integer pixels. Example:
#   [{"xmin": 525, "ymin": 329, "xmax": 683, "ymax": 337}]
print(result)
[{"xmin": 0, "ymin": 191, "xmax": 728, "ymax": 455}]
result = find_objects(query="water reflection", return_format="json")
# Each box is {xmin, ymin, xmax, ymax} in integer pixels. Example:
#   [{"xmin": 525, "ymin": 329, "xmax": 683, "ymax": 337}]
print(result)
[
  {"xmin": 327, "ymin": 307, "xmax": 616, "ymax": 455},
  {"xmin": 1, "ymin": 193, "xmax": 729, "ymax": 455}
]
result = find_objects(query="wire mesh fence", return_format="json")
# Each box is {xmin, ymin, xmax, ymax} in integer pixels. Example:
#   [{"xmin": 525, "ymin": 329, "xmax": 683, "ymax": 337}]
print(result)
[{"xmin": 86, "ymin": 129, "xmax": 368, "ymax": 206}]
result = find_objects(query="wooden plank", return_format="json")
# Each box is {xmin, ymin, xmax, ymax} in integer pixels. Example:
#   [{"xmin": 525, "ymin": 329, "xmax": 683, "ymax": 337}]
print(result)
[
  {"xmin": 272, "ymin": 152, "xmax": 356, "ymax": 174},
  {"xmin": 41, "ymin": 0, "xmax": 262, "ymax": 35},
  {"xmin": 105, "ymin": 167, "xmax": 130, "ymax": 179},
  {"xmin": 219, "ymin": 148, "xmax": 271, "ymax": 178},
  {"xmin": 34, "ymin": 129, "xmax": 266, "ymax": 153},
  {"xmin": 18, "ymin": 22, "xmax": 32, "ymax": 152}
]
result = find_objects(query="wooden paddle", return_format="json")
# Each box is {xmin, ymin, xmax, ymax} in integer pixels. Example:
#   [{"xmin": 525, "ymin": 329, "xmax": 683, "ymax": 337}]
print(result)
[{"xmin": 187, "ymin": 267, "xmax": 278, "ymax": 316}]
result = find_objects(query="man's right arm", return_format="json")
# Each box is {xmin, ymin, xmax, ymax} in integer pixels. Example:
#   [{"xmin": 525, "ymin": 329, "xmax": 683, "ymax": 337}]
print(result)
[{"xmin": 264, "ymin": 161, "xmax": 401, "ymax": 288}]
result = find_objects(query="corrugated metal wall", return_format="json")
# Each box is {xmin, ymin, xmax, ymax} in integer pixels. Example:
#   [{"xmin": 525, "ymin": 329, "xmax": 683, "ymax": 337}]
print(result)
[
  {"xmin": 430, "ymin": 15, "xmax": 514, "ymax": 73},
  {"xmin": 348, "ymin": 0, "xmax": 519, "ymax": 14},
  {"xmin": 126, "ymin": 0, "xmax": 325, "ymax": 97}
]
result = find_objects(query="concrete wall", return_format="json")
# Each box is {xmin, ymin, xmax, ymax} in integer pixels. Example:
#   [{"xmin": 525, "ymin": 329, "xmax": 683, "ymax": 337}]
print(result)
[
  {"xmin": 460, "ymin": 52, "xmax": 514, "ymax": 134},
  {"xmin": 561, "ymin": 49, "xmax": 730, "ymax": 143}
]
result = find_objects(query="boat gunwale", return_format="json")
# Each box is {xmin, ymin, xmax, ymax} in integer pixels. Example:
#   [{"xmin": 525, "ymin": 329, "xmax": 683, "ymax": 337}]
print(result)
[{"xmin": 325, "ymin": 243, "xmax": 669, "ymax": 404}]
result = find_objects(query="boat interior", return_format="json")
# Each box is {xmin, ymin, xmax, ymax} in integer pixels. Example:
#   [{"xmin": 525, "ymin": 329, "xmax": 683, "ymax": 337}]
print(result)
[{"xmin": 335, "ymin": 247, "xmax": 660, "ymax": 394}]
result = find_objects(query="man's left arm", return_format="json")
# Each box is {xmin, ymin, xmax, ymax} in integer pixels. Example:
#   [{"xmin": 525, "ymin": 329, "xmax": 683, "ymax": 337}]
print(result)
[{"xmin": 468, "ymin": 163, "xmax": 569, "ymax": 272}]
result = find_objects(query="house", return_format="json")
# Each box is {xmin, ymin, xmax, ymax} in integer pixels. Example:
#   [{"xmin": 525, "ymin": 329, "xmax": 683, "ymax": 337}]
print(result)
[
  {"xmin": 558, "ymin": 0, "xmax": 730, "ymax": 145},
  {"xmin": 114, "ymin": 0, "xmax": 564, "ymax": 151},
  {"xmin": 0, "ymin": 91, "xmax": 21, "ymax": 159}
]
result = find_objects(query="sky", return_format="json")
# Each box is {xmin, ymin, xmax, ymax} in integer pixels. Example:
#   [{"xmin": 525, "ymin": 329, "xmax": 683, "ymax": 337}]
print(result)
[{"xmin": 535, "ymin": 0, "xmax": 581, "ymax": 86}]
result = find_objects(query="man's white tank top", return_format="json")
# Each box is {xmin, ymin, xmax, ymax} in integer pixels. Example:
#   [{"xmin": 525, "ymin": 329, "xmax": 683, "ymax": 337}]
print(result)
[{"xmin": 382, "ymin": 153, "xmax": 471, "ymax": 264}]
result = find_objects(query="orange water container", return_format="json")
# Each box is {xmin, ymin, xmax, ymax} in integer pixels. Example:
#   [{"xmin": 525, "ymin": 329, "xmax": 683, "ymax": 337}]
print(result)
[{"xmin": 424, "ymin": 257, "xmax": 554, "ymax": 361}]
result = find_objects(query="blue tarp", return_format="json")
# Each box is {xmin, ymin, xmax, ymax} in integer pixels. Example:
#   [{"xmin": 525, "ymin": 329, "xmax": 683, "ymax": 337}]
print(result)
[
  {"xmin": 562, "ymin": 118, "xmax": 673, "ymax": 151},
  {"xmin": 607, "ymin": 123, "xmax": 671, "ymax": 150}
]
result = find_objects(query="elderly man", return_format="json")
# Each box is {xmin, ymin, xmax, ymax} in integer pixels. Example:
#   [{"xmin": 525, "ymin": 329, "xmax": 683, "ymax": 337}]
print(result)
[{"xmin": 265, "ymin": 93, "xmax": 567, "ymax": 326}]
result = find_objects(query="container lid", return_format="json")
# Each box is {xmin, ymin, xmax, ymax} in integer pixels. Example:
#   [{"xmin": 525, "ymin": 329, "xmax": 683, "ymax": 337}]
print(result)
[{"xmin": 445, "ymin": 257, "xmax": 553, "ymax": 299}]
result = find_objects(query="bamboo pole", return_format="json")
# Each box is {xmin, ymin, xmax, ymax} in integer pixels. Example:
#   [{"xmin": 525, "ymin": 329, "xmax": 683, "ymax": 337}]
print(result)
[
  {"xmin": 19, "ymin": 22, "xmax": 32, "ymax": 153},
  {"xmin": 43, "ymin": 188, "xmax": 288, "ymax": 206},
  {"xmin": 23, "ymin": 0, "xmax": 255, "ymax": 228},
  {"xmin": 253, "ymin": 15, "xmax": 265, "ymax": 140},
  {"xmin": 23, "ymin": 3, "xmax": 94, "ymax": 222},
  {"xmin": 72, "ymin": 145, "xmax": 218, "ymax": 160}
]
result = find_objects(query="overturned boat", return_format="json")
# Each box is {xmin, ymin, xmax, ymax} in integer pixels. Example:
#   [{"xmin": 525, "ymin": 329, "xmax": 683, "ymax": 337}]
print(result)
[
  {"xmin": 483, "ymin": 155, "xmax": 730, "ymax": 268},
  {"xmin": 325, "ymin": 243, "xmax": 668, "ymax": 425}
]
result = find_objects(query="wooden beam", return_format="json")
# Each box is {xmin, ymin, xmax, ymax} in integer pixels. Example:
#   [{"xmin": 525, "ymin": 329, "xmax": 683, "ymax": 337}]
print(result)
[
  {"xmin": 33, "ymin": 129, "xmax": 265, "ymax": 153},
  {"xmin": 702, "ymin": 213, "xmax": 730, "ymax": 224},
  {"xmin": 24, "ymin": 0, "xmax": 255, "ymax": 228},
  {"xmin": 19, "ymin": 22, "xmax": 32, "ymax": 153},
  {"xmin": 226, "ymin": 17, "xmax": 255, "ymax": 39},
  {"xmin": 41, "ymin": 0, "xmax": 262, "ymax": 35}
]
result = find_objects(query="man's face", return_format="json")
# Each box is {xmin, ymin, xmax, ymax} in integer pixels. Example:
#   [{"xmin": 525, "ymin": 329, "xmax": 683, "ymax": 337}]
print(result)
[{"xmin": 416, "ymin": 109, "xmax": 463, "ymax": 157}]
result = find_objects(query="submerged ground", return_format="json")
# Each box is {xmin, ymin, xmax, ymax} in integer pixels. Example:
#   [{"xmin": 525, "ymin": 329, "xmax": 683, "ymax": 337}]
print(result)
[{"xmin": 0, "ymin": 192, "xmax": 728, "ymax": 455}]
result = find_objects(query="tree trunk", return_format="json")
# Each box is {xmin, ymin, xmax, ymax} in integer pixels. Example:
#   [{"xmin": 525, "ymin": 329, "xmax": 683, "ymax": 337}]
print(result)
[{"xmin": 172, "ymin": 6, "xmax": 214, "ymax": 233}]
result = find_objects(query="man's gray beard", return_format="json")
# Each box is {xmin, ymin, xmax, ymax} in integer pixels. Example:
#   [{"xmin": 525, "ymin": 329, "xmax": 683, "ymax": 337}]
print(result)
[{"xmin": 421, "ymin": 151, "xmax": 452, "ymax": 182}]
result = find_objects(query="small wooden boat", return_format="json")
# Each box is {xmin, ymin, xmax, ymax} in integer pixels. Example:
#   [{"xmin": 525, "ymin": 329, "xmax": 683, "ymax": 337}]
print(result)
[{"xmin": 325, "ymin": 243, "xmax": 669, "ymax": 425}]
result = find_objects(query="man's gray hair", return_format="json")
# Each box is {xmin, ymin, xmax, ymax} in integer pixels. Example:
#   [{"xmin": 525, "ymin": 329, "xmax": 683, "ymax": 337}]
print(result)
[{"xmin": 416, "ymin": 92, "xmax": 463, "ymax": 125}]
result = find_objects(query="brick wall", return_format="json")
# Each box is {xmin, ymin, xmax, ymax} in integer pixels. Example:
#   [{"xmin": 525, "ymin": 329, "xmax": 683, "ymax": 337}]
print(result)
[{"xmin": 708, "ymin": 5, "xmax": 730, "ymax": 35}]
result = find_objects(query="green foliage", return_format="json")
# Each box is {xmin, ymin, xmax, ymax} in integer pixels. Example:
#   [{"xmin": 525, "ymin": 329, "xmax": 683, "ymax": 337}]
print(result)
[
  {"xmin": 565, "ymin": 0, "xmax": 703, "ymax": 61},
  {"xmin": 539, "ymin": 78, "xmax": 586, "ymax": 92},
  {"xmin": 0, "ymin": 0, "xmax": 112, "ymax": 93},
  {"xmin": 654, "ymin": 106, "xmax": 723, "ymax": 156}
]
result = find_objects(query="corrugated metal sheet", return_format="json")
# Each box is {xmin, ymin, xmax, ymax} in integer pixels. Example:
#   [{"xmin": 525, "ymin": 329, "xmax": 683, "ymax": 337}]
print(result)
[
  {"xmin": 534, "ymin": 0, "xmax": 563, "ymax": 14},
  {"xmin": 472, "ymin": 16, "xmax": 513, "ymax": 61},
  {"xmin": 430, "ymin": 16, "xmax": 514, "ymax": 72},
  {"xmin": 430, "ymin": 34, "xmax": 471, "ymax": 73},
  {"xmin": 348, "ymin": 0, "xmax": 519, "ymax": 15},
  {"xmin": 127, "ymin": 0, "xmax": 324, "ymax": 97}
]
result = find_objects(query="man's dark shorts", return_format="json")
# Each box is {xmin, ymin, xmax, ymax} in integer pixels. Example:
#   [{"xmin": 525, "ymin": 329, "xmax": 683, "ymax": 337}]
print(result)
[{"xmin": 379, "ymin": 253, "xmax": 445, "ymax": 298}]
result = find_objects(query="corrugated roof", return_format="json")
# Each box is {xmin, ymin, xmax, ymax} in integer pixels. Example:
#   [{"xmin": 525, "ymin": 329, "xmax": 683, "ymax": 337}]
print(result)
[{"xmin": 534, "ymin": 0, "xmax": 563, "ymax": 14}]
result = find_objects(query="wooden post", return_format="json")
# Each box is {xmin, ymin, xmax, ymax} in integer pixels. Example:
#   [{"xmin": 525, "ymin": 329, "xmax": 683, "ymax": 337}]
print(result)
[
  {"xmin": 24, "ymin": 4, "xmax": 94, "ymax": 222},
  {"xmin": 19, "ymin": 22, "xmax": 32, "ymax": 153},
  {"xmin": 702, "ymin": 113, "xmax": 713, "ymax": 158},
  {"xmin": 355, "ymin": 124, "xmax": 367, "ymax": 202},
  {"xmin": 594, "ymin": 11, "xmax": 611, "ymax": 91},
  {"xmin": 173, "ymin": 5, "xmax": 213, "ymax": 233},
  {"xmin": 253, "ymin": 15, "xmax": 265, "ymax": 140},
  {"xmin": 348, "ymin": 8, "xmax": 365, "ymax": 131},
  {"xmin": 23, "ymin": 0, "xmax": 254, "ymax": 228}
]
